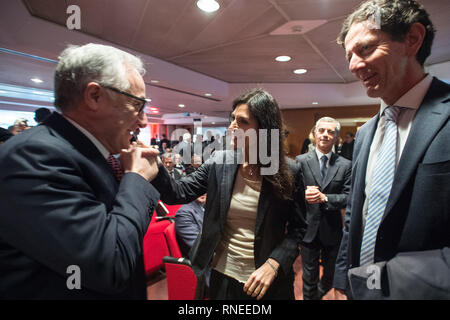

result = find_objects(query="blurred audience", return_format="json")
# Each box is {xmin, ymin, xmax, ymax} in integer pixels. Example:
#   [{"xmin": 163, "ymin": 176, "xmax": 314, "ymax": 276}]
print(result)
[
  {"xmin": 185, "ymin": 154, "xmax": 202, "ymax": 175},
  {"xmin": 339, "ymin": 132, "xmax": 355, "ymax": 161},
  {"xmin": 0, "ymin": 127, "xmax": 13, "ymax": 145}
]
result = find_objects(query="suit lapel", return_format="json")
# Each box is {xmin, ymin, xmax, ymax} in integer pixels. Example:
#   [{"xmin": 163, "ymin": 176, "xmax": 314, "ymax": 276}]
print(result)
[
  {"xmin": 306, "ymin": 151, "xmax": 323, "ymax": 187},
  {"xmin": 219, "ymin": 151, "xmax": 239, "ymax": 226},
  {"xmin": 255, "ymin": 178, "xmax": 272, "ymax": 236},
  {"xmin": 322, "ymin": 153, "xmax": 339, "ymax": 189},
  {"xmin": 382, "ymin": 78, "xmax": 450, "ymax": 220},
  {"xmin": 45, "ymin": 113, "xmax": 118, "ymax": 191}
]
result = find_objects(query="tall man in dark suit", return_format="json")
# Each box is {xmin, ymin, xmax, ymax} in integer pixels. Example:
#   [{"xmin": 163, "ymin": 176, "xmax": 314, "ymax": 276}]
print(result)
[
  {"xmin": 296, "ymin": 117, "xmax": 351, "ymax": 300},
  {"xmin": 0, "ymin": 43, "xmax": 161, "ymax": 299},
  {"xmin": 333, "ymin": 0, "xmax": 450, "ymax": 299}
]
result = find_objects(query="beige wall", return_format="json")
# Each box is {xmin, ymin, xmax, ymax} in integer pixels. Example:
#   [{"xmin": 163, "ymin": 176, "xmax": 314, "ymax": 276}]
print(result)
[{"xmin": 282, "ymin": 104, "xmax": 380, "ymax": 157}]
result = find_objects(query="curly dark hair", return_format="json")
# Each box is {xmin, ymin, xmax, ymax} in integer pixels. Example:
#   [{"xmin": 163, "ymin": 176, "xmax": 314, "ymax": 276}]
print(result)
[
  {"xmin": 232, "ymin": 89, "xmax": 293, "ymax": 201},
  {"xmin": 337, "ymin": 0, "xmax": 435, "ymax": 66}
]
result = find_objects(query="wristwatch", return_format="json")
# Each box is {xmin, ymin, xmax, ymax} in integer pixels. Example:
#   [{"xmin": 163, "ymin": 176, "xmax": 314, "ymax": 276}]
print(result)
[{"xmin": 323, "ymin": 195, "xmax": 328, "ymax": 203}]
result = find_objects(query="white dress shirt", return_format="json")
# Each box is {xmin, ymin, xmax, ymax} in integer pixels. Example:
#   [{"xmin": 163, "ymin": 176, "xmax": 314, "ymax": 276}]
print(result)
[
  {"xmin": 362, "ymin": 74, "xmax": 433, "ymax": 224},
  {"xmin": 315, "ymin": 148, "xmax": 333, "ymax": 169},
  {"xmin": 63, "ymin": 115, "xmax": 110, "ymax": 159}
]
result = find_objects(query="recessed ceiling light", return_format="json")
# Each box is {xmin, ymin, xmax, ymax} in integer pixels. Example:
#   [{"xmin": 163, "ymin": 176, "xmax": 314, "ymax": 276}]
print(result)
[
  {"xmin": 205, "ymin": 93, "xmax": 212, "ymax": 97},
  {"xmin": 293, "ymin": 69, "xmax": 307, "ymax": 74},
  {"xmin": 212, "ymin": 122, "xmax": 216, "ymax": 125},
  {"xmin": 312, "ymin": 102, "xmax": 319, "ymax": 105},
  {"xmin": 150, "ymin": 80, "xmax": 159, "ymax": 83},
  {"xmin": 149, "ymin": 107, "xmax": 159, "ymax": 114},
  {"xmin": 178, "ymin": 104, "xmax": 185, "ymax": 108},
  {"xmin": 275, "ymin": 55, "xmax": 291, "ymax": 62},
  {"xmin": 197, "ymin": 0, "xmax": 220, "ymax": 13},
  {"xmin": 31, "ymin": 78, "xmax": 43, "ymax": 83}
]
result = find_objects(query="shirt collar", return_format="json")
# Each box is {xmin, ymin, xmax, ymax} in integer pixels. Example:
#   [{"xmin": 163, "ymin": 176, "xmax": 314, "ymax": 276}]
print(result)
[
  {"xmin": 63, "ymin": 115, "xmax": 110, "ymax": 159},
  {"xmin": 315, "ymin": 148, "xmax": 332, "ymax": 162},
  {"xmin": 380, "ymin": 74, "xmax": 433, "ymax": 113}
]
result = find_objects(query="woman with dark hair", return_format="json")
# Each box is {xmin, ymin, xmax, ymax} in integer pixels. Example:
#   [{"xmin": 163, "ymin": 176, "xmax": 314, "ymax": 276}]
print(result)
[{"xmin": 151, "ymin": 89, "xmax": 306, "ymax": 300}]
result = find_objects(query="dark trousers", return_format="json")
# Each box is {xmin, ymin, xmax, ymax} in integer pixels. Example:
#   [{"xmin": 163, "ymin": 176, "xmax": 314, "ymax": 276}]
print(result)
[
  {"xmin": 208, "ymin": 269, "xmax": 255, "ymax": 300},
  {"xmin": 300, "ymin": 237, "xmax": 339, "ymax": 300}
]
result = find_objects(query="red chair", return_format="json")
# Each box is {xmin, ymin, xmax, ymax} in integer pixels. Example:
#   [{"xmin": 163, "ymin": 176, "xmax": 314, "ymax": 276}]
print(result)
[
  {"xmin": 142, "ymin": 212, "xmax": 172, "ymax": 276},
  {"xmin": 162, "ymin": 223, "xmax": 198, "ymax": 300},
  {"xmin": 142, "ymin": 202, "xmax": 181, "ymax": 276},
  {"xmin": 163, "ymin": 222, "xmax": 182, "ymax": 258}
]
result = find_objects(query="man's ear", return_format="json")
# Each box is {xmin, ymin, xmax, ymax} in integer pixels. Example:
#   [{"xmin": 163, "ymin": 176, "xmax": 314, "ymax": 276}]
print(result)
[
  {"xmin": 83, "ymin": 82, "xmax": 102, "ymax": 111},
  {"xmin": 405, "ymin": 22, "xmax": 426, "ymax": 57}
]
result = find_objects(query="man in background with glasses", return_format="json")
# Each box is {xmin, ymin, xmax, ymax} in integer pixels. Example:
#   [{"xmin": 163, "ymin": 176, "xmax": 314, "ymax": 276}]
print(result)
[{"xmin": 0, "ymin": 43, "xmax": 161, "ymax": 299}]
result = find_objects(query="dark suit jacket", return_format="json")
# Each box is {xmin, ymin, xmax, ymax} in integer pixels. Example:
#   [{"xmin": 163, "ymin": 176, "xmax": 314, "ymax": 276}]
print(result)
[
  {"xmin": 296, "ymin": 151, "xmax": 351, "ymax": 246},
  {"xmin": 174, "ymin": 201, "xmax": 205, "ymax": 257},
  {"xmin": 167, "ymin": 168, "xmax": 183, "ymax": 180},
  {"xmin": 151, "ymin": 150, "xmax": 307, "ymax": 299},
  {"xmin": 0, "ymin": 113, "xmax": 160, "ymax": 299},
  {"xmin": 339, "ymin": 140, "xmax": 354, "ymax": 161},
  {"xmin": 334, "ymin": 77, "xmax": 450, "ymax": 299}
]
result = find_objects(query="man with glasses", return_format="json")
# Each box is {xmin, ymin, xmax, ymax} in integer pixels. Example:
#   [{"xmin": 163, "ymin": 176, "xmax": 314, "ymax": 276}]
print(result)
[{"xmin": 0, "ymin": 43, "xmax": 161, "ymax": 299}]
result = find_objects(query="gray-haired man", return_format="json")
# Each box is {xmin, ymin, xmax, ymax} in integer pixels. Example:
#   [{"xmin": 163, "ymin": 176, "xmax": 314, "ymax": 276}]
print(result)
[{"xmin": 0, "ymin": 43, "xmax": 160, "ymax": 299}]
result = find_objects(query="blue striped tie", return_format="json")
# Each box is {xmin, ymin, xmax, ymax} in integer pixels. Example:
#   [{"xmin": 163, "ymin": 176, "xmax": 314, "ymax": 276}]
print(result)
[
  {"xmin": 360, "ymin": 106, "xmax": 401, "ymax": 266},
  {"xmin": 320, "ymin": 155, "xmax": 328, "ymax": 183}
]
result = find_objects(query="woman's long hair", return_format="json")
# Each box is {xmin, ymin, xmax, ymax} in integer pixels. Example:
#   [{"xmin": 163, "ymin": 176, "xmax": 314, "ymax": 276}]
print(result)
[{"xmin": 232, "ymin": 89, "xmax": 294, "ymax": 201}]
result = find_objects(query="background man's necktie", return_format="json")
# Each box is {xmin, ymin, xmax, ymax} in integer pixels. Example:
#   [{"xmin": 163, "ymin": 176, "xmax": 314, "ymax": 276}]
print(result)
[
  {"xmin": 107, "ymin": 155, "xmax": 124, "ymax": 182},
  {"xmin": 320, "ymin": 155, "xmax": 328, "ymax": 183},
  {"xmin": 360, "ymin": 106, "xmax": 401, "ymax": 266}
]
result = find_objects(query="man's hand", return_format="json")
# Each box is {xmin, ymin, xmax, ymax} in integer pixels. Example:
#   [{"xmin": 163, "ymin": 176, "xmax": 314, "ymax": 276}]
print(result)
[
  {"xmin": 333, "ymin": 288, "xmax": 348, "ymax": 300},
  {"xmin": 305, "ymin": 185, "xmax": 326, "ymax": 204},
  {"xmin": 120, "ymin": 142, "xmax": 160, "ymax": 181},
  {"xmin": 243, "ymin": 258, "xmax": 279, "ymax": 300}
]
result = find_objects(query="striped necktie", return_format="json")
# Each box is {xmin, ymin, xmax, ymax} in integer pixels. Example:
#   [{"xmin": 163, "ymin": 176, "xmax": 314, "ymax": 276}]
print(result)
[
  {"xmin": 107, "ymin": 155, "xmax": 124, "ymax": 182},
  {"xmin": 360, "ymin": 106, "xmax": 401, "ymax": 266},
  {"xmin": 320, "ymin": 155, "xmax": 328, "ymax": 183}
]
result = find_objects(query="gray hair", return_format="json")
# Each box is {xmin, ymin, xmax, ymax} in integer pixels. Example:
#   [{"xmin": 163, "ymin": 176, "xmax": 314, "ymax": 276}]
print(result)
[
  {"xmin": 54, "ymin": 43, "xmax": 145, "ymax": 111},
  {"xmin": 162, "ymin": 153, "xmax": 174, "ymax": 161},
  {"xmin": 315, "ymin": 117, "xmax": 341, "ymax": 137}
]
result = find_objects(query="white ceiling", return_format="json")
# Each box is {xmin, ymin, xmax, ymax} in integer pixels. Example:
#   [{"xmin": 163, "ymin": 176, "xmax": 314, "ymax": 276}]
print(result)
[{"xmin": 0, "ymin": 0, "xmax": 449, "ymax": 125}]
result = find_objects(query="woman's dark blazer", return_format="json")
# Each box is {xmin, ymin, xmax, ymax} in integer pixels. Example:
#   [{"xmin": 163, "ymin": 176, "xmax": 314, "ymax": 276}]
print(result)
[{"xmin": 151, "ymin": 150, "xmax": 307, "ymax": 299}]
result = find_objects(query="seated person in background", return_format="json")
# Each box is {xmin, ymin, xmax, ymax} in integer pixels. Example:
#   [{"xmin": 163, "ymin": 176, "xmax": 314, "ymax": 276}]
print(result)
[
  {"xmin": 175, "ymin": 194, "xmax": 206, "ymax": 257},
  {"xmin": 173, "ymin": 153, "xmax": 184, "ymax": 172},
  {"xmin": 160, "ymin": 141, "xmax": 169, "ymax": 156},
  {"xmin": 175, "ymin": 194, "xmax": 209, "ymax": 289},
  {"xmin": 185, "ymin": 154, "xmax": 202, "ymax": 175},
  {"xmin": 162, "ymin": 152, "xmax": 183, "ymax": 179}
]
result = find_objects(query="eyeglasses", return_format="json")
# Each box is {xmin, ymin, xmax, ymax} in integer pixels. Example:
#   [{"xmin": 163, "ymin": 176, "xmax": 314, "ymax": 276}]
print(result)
[
  {"xmin": 103, "ymin": 86, "xmax": 147, "ymax": 114},
  {"xmin": 316, "ymin": 128, "xmax": 336, "ymax": 136}
]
